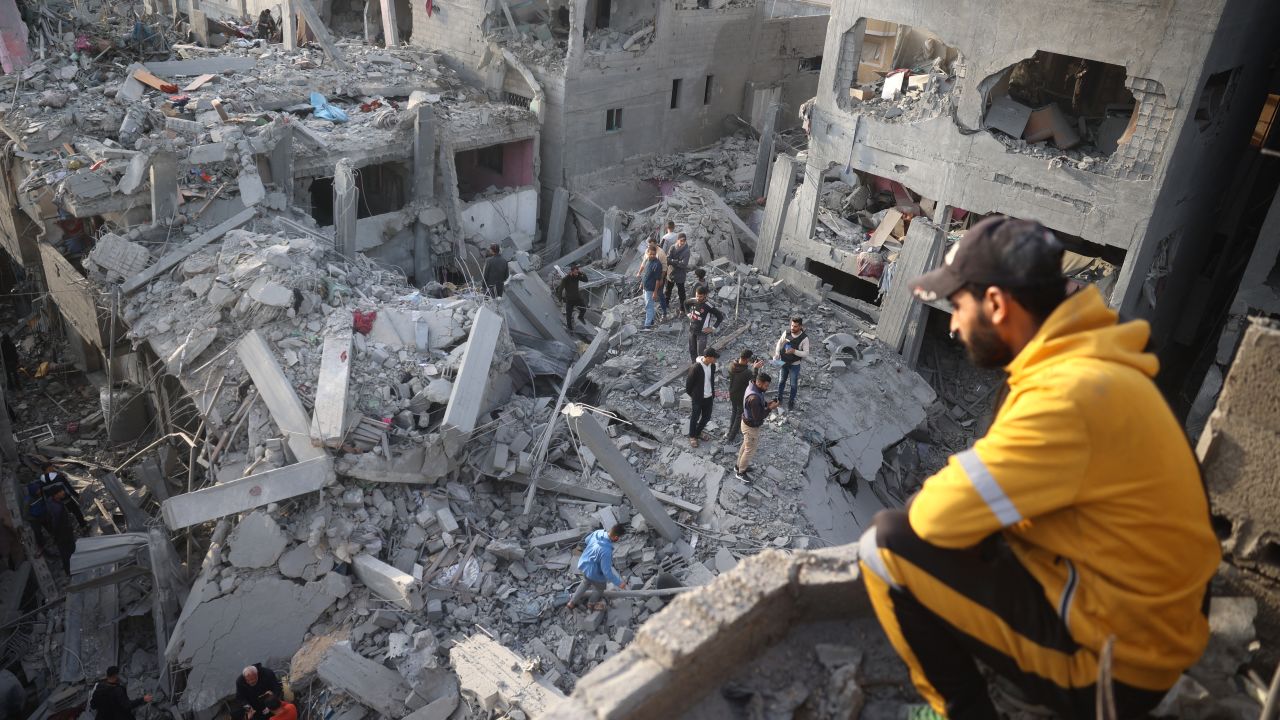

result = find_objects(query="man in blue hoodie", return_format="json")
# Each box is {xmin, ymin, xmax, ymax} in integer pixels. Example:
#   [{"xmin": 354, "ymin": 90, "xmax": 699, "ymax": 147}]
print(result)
[{"xmin": 567, "ymin": 524, "xmax": 627, "ymax": 611}]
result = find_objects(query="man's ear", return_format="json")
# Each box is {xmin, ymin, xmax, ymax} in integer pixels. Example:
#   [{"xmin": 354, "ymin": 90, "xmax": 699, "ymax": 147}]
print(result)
[{"xmin": 986, "ymin": 285, "xmax": 1010, "ymax": 325}]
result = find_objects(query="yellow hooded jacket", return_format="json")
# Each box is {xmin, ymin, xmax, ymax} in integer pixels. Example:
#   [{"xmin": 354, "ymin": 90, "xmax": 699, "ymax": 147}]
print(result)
[{"xmin": 909, "ymin": 286, "xmax": 1219, "ymax": 691}]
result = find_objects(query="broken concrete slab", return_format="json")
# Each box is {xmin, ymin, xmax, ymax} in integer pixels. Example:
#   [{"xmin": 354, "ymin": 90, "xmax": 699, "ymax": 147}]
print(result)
[
  {"xmin": 450, "ymin": 634, "xmax": 565, "ymax": 714},
  {"xmin": 310, "ymin": 329, "xmax": 353, "ymax": 449},
  {"xmin": 227, "ymin": 511, "xmax": 289, "ymax": 569},
  {"xmin": 160, "ymin": 456, "xmax": 334, "ymax": 530},
  {"xmin": 123, "ymin": 208, "xmax": 257, "ymax": 294},
  {"xmin": 353, "ymin": 553, "xmax": 418, "ymax": 610},
  {"xmin": 238, "ymin": 329, "xmax": 327, "ymax": 462},
  {"xmin": 238, "ymin": 168, "xmax": 267, "ymax": 207},
  {"xmin": 505, "ymin": 273, "xmax": 576, "ymax": 347},
  {"xmin": 116, "ymin": 153, "xmax": 150, "ymax": 195},
  {"xmin": 440, "ymin": 305, "xmax": 504, "ymax": 435},
  {"xmin": 564, "ymin": 404, "xmax": 681, "ymax": 543},
  {"xmin": 143, "ymin": 57, "xmax": 259, "ymax": 76},
  {"xmin": 318, "ymin": 642, "xmax": 412, "ymax": 718},
  {"xmin": 89, "ymin": 234, "xmax": 151, "ymax": 279}
]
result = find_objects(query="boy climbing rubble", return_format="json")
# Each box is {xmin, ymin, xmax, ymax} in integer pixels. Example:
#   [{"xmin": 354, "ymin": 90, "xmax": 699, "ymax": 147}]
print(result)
[{"xmin": 567, "ymin": 524, "xmax": 627, "ymax": 611}]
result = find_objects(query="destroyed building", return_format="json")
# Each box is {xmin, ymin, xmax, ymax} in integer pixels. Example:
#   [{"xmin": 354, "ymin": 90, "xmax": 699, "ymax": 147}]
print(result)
[
  {"xmin": 408, "ymin": 0, "xmax": 830, "ymax": 214},
  {"xmin": 757, "ymin": 0, "xmax": 1280, "ymax": 366}
]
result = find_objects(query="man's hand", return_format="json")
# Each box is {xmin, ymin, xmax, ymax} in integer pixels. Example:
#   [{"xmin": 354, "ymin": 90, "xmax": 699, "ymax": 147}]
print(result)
[
  {"xmin": 618, "ymin": 582, "xmax": 628, "ymax": 590},
  {"xmin": 767, "ymin": 400, "xmax": 779, "ymax": 410},
  {"xmin": 703, "ymin": 327, "xmax": 714, "ymax": 334},
  {"xmin": 143, "ymin": 694, "xmax": 153, "ymax": 703},
  {"xmin": 752, "ymin": 359, "xmax": 764, "ymax": 370}
]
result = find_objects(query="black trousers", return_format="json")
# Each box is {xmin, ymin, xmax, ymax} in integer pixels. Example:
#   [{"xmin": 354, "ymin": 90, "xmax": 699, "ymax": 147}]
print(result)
[
  {"xmin": 664, "ymin": 280, "xmax": 686, "ymax": 316},
  {"xmin": 565, "ymin": 300, "xmax": 587, "ymax": 331},
  {"xmin": 688, "ymin": 397, "xmax": 713, "ymax": 438},
  {"xmin": 725, "ymin": 401, "xmax": 743, "ymax": 441},
  {"xmin": 861, "ymin": 510, "xmax": 1171, "ymax": 720}
]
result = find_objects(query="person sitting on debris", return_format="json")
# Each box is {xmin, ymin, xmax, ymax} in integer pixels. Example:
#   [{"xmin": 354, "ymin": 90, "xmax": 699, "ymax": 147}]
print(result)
[
  {"xmin": 482, "ymin": 244, "xmax": 510, "ymax": 298},
  {"xmin": 1, "ymin": 333, "xmax": 19, "ymax": 392},
  {"xmin": 684, "ymin": 285, "xmax": 724, "ymax": 363},
  {"xmin": 660, "ymin": 220, "xmax": 678, "ymax": 250},
  {"xmin": 38, "ymin": 464, "xmax": 87, "ymax": 529},
  {"xmin": 774, "ymin": 316, "xmax": 810, "ymax": 411},
  {"xmin": 236, "ymin": 664, "xmax": 284, "ymax": 719},
  {"xmin": 556, "ymin": 263, "xmax": 589, "ymax": 332},
  {"xmin": 567, "ymin": 524, "xmax": 627, "ymax": 611},
  {"xmin": 684, "ymin": 347, "xmax": 720, "ymax": 448},
  {"xmin": 724, "ymin": 349, "xmax": 763, "ymax": 443},
  {"xmin": 664, "ymin": 233, "xmax": 691, "ymax": 319},
  {"xmin": 89, "ymin": 666, "xmax": 153, "ymax": 720},
  {"xmin": 736, "ymin": 371, "xmax": 777, "ymax": 482},
  {"xmin": 858, "ymin": 216, "xmax": 1219, "ymax": 720},
  {"xmin": 638, "ymin": 246, "xmax": 665, "ymax": 328},
  {"xmin": 265, "ymin": 697, "xmax": 297, "ymax": 720},
  {"xmin": 45, "ymin": 488, "xmax": 77, "ymax": 574}
]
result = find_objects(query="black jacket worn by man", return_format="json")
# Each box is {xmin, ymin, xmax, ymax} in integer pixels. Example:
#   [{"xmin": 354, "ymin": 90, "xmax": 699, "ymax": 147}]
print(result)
[
  {"xmin": 726, "ymin": 361, "xmax": 755, "ymax": 410},
  {"xmin": 482, "ymin": 253, "xmax": 510, "ymax": 295},
  {"xmin": 90, "ymin": 680, "xmax": 146, "ymax": 720},
  {"xmin": 556, "ymin": 273, "xmax": 585, "ymax": 305},
  {"xmin": 684, "ymin": 360, "xmax": 717, "ymax": 400},
  {"xmin": 235, "ymin": 664, "xmax": 284, "ymax": 717}
]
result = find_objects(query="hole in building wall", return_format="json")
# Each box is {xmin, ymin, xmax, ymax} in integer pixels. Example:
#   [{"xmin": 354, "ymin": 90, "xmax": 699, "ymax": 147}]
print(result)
[
  {"xmin": 834, "ymin": 18, "xmax": 960, "ymax": 113},
  {"xmin": 1195, "ymin": 68, "xmax": 1239, "ymax": 132},
  {"xmin": 1257, "ymin": 540, "xmax": 1280, "ymax": 573},
  {"xmin": 583, "ymin": 0, "xmax": 656, "ymax": 53},
  {"xmin": 308, "ymin": 161, "xmax": 411, "ymax": 227},
  {"xmin": 981, "ymin": 51, "xmax": 1136, "ymax": 159},
  {"xmin": 805, "ymin": 258, "xmax": 881, "ymax": 303},
  {"xmin": 454, "ymin": 138, "xmax": 536, "ymax": 201}
]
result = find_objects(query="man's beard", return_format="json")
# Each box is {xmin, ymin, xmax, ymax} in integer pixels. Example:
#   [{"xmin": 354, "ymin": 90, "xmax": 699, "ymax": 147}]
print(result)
[{"xmin": 962, "ymin": 311, "xmax": 1014, "ymax": 368}]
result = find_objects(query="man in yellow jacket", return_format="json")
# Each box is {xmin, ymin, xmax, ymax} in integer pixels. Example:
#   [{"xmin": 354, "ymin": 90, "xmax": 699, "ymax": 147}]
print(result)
[{"xmin": 859, "ymin": 216, "xmax": 1219, "ymax": 719}]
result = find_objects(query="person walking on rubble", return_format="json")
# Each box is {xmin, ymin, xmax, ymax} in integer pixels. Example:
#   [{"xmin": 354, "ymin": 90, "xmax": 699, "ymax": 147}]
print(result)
[
  {"xmin": 684, "ymin": 285, "xmax": 724, "ymax": 363},
  {"xmin": 660, "ymin": 220, "xmax": 678, "ymax": 249},
  {"xmin": 1, "ymin": 333, "xmax": 20, "ymax": 392},
  {"xmin": 38, "ymin": 464, "xmax": 87, "ymax": 529},
  {"xmin": 858, "ymin": 216, "xmax": 1219, "ymax": 720},
  {"xmin": 724, "ymin": 349, "xmax": 763, "ymax": 443},
  {"xmin": 567, "ymin": 524, "xmax": 627, "ymax": 611},
  {"xmin": 774, "ymin": 316, "xmax": 810, "ymax": 411},
  {"xmin": 236, "ymin": 663, "xmax": 284, "ymax": 719},
  {"xmin": 684, "ymin": 347, "xmax": 720, "ymax": 448},
  {"xmin": 89, "ymin": 666, "xmax": 153, "ymax": 720},
  {"xmin": 638, "ymin": 246, "xmax": 665, "ymax": 328},
  {"xmin": 735, "ymin": 371, "xmax": 777, "ymax": 482},
  {"xmin": 482, "ymin": 244, "xmax": 510, "ymax": 297},
  {"xmin": 45, "ymin": 487, "xmax": 77, "ymax": 575},
  {"xmin": 556, "ymin": 263, "xmax": 589, "ymax": 332},
  {"xmin": 664, "ymin": 233, "xmax": 691, "ymax": 319}
]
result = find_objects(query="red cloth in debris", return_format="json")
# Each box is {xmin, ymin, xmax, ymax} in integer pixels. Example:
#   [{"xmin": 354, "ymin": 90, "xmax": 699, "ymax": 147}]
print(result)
[{"xmin": 352, "ymin": 310, "xmax": 377, "ymax": 335}]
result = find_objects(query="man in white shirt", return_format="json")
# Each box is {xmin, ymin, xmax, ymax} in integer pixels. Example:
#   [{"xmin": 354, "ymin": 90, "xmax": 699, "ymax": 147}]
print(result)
[
  {"xmin": 683, "ymin": 348, "xmax": 719, "ymax": 448},
  {"xmin": 660, "ymin": 220, "xmax": 678, "ymax": 251}
]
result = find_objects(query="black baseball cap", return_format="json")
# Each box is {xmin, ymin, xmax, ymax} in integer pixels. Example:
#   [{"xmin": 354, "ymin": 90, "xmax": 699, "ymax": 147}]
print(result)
[{"xmin": 911, "ymin": 216, "xmax": 1064, "ymax": 303}]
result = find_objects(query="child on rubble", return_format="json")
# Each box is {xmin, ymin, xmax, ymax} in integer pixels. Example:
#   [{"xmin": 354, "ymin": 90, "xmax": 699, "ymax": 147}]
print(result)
[{"xmin": 567, "ymin": 524, "xmax": 627, "ymax": 611}]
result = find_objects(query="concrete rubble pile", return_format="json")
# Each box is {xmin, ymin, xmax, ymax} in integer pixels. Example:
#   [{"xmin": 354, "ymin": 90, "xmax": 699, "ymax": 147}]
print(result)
[
  {"xmin": 644, "ymin": 132, "xmax": 759, "ymax": 197},
  {"xmin": 634, "ymin": 181, "xmax": 747, "ymax": 265},
  {"xmin": 845, "ymin": 57, "xmax": 958, "ymax": 124}
]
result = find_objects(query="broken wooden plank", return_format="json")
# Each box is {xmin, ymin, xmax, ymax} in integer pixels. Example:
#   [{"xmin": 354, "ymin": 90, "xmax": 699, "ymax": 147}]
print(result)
[
  {"xmin": 638, "ymin": 323, "xmax": 750, "ymax": 397},
  {"xmin": 309, "ymin": 329, "xmax": 353, "ymax": 448},
  {"xmin": 182, "ymin": 73, "xmax": 216, "ymax": 91},
  {"xmin": 237, "ymin": 329, "xmax": 327, "ymax": 462},
  {"xmin": 121, "ymin": 208, "xmax": 255, "ymax": 294},
  {"xmin": 133, "ymin": 67, "xmax": 178, "ymax": 93},
  {"xmin": 160, "ymin": 457, "xmax": 333, "ymax": 530}
]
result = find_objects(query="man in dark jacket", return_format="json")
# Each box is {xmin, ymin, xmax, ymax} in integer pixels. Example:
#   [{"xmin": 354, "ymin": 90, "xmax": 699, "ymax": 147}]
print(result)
[
  {"xmin": 38, "ymin": 464, "xmax": 87, "ymax": 529},
  {"xmin": 482, "ymin": 244, "xmax": 510, "ymax": 297},
  {"xmin": 684, "ymin": 347, "xmax": 719, "ymax": 448},
  {"xmin": 663, "ymin": 233, "xmax": 691, "ymax": 316},
  {"xmin": 556, "ymin": 263, "xmax": 588, "ymax": 332},
  {"xmin": 736, "ymin": 372, "xmax": 777, "ymax": 481},
  {"xmin": 236, "ymin": 663, "xmax": 284, "ymax": 719},
  {"xmin": 638, "ymin": 247, "xmax": 665, "ymax": 328},
  {"xmin": 724, "ymin": 349, "xmax": 763, "ymax": 443},
  {"xmin": 684, "ymin": 285, "xmax": 724, "ymax": 362},
  {"xmin": 90, "ymin": 666, "xmax": 152, "ymax": 720},
  {"xmin": 1, "ymin": 333, "xmax": 19, "ymax": 391},
  {"xmin": 46, "ymin": 488, "xmax": 77, "ymax": 574}
]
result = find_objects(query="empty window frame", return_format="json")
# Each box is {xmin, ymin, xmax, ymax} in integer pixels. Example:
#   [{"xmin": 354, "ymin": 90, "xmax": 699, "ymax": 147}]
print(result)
[
  {"xmin": 799, "ymin": 56, "xmax": 822, "ymax": 72},
  {"xmin": 704, "ymin": 75, "xmax": 714, "ymax": 105},
  {"xmin": 606, "ymin": 107, "xmax": 624, "ymax": 132},
  {"xmin": 671, "ymin": 79, "xmax": 682, "ymax": 109}
]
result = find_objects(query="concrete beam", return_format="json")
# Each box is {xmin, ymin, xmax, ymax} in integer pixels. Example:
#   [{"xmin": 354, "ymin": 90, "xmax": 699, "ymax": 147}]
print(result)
[
  {"xmin": 160, "ymin": 457, "xmax": 333, "ymax": 530},
  {"xmin": 379, "ymin": 0, "xmax": 398, "ymax": 46},
  {"xmin": 451, "ymin": 634, "xmax": 565, "ymax": 715},
  {"xmin": 755, "ymin": 154, "xmax": 797, "ymax": 273},
  {"xmin": 237, "ymin": 329, "xmax": 328, "ymax": 462},
  {"xmin": 568, "ymin": 327, "xmax": 608, "ymax": 386},
  {"xmin": 541, "ymin": 238, "xmax": 602, "ymax": 280},
  {"xmin": 292, "ymin": 0, "xmax": 350, "ymax": 69},
  {"xmin": 505, "ymin": 273, "xmax": 575, "ymax": 347},
  {"xmin": 545, "ymin": 188, "xmax": 569, "ymax": 259},
  {"xmin": 150, "ymin": 150, "xmax": 178, "ymax": 225},
  {"xmin": 440, "ymin": 306, "xmax": 504, "ymax": 434},
  {"xmin": 564, "ymin": 404, "xmax": 681, "ymax": 542},
  {"xmin": 281, "ymin": 0, "xmax": 297, "ymax": 50},
  {"xmin": 334, "ymin": 158, "xmax": 358, "ymax": 259},
  {"xmin": 352, "ymin": 553, "xmax": 417, "ymax": 610},
  {"xmin": 310, "ymin": 329, "xmax": 353, "ymax": 448},
  {"xmin": 750, "ymin": 108, "xmax": 776, "ymax": 200},
  {"xmin": 877, "ymin": 219, "xmax": 944, "ymax": 355},
  {"xmin": 122, "ymin": 208, "xmax": 256, "ymax": 294},
  {"xmin": 98, "ymin": 472, "xmax": 149, "ymax": 531},
  {"xmin": 412, "ymin": 105, "xmax": 435, "ymax": 202},
  {"xmin": 318, "ymin": 642, "xmax": 412, "ymax": 718},
  {"xmin": 269, "ymin": 123, "xmax": 294, "ymax": 202}
]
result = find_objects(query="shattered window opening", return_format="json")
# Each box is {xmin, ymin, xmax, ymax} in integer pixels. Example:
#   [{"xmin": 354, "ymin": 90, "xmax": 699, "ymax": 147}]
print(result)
[
  {"xmin": 799, "ymin": 55, "xmax": 822, "ymax": 73},
  {"xmin": 671, "ymin": 78, "xmax": 683, "ymax": 109},
  {"xmin": 1195, "ymin": 68, "xmax": 1239, "ymax": 132},
  {"xmin": 833, "ymin": 18, "xmax": 960, "ymax": 120}
]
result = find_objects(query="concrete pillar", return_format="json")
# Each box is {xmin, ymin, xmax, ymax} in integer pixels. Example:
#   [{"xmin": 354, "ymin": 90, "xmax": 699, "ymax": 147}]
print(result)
[
  {"xmin": 564, "ymin": 404, "xmax": 681, "ymax": 543},
  {"xmin": 412, "ymin": 105, "xmax": 435, "ymax": 202},
  {"xmin": 755, "ymin": 154, "xmax": 797, "ymax": 273},
  {"xmin": 602, "ymin": 206, "xmax": 622, "ymax": 258},
  {"xmin": 269, "ymin": 123, "xmax": 293, "ymax": 203},
  {"xmin": 1112, "ymin": 220, "xmax": 1159, "ymax": 317},
  {"xmin": 333, "ymin": 158, "xmax": 358, "ymax": 258},
  {"xmin": 379, "ymin": 0, "xmax": 398, "ymax": 46},
  {"xmin": 150, "ymin": 150, "xmax": 178, "ymax": 225},
  {"xmin": 545, "ymin": 187, "xmax": 569, "ymax": 260},
  {"xmin": 566, "ymin": 0, "xmax": 587, "ymax": 73},
  {"xmin": 878, "ymin": 219, "xmax": 945, "ymax": 356},
  {"xmin": 413, "ymin": 224, "xmax": 434, "ymax": 286},
  {"xmin": 783, "ymin": 156, "xmax": 821, "ymax": 251},
  {"xmin": 750, "ymin": 107, "xmax": 776, "ymax": 200},
  {"xmin": 281, "ymin": 0, "xmax": 297, "ymax": 50},
  {"xmin": 441, "ymin": 306, "xmax": 504, "ymax": 435}
]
